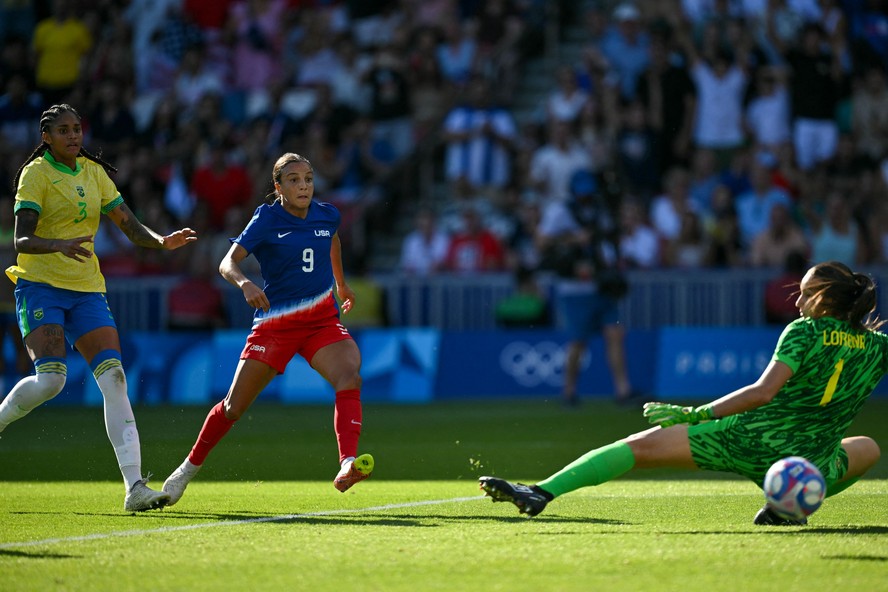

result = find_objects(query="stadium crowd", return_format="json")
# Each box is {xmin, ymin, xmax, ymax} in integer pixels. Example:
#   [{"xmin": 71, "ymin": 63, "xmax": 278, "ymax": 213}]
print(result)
[{"xmin": 2, "ymin": 0, "xmax": 888, "ymax": 327}]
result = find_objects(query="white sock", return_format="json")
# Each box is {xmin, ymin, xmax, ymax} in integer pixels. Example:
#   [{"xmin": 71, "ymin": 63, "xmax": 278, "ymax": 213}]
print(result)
[
  {"xmin": 95, "ymin": 366, "xmax": 142, "ymax": 490},
  {"xmin": 0, "ymin": 373, "xmax": 66, "ymax": 432},
  {"xmin": 178, "ymin": 458, "xmax": 201, "ymax": 475}
]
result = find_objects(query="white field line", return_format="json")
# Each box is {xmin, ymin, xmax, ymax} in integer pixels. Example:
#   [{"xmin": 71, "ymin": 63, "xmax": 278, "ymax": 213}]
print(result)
[{"xmin": 0, "ymin": 495, "xmax": 483, "ymax": 550}]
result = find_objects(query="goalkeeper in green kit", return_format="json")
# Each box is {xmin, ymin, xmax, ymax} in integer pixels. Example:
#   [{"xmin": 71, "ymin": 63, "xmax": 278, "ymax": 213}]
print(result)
[{"xmin": 480, "ymin": 261, "xmax": 884, "ymax": 525}]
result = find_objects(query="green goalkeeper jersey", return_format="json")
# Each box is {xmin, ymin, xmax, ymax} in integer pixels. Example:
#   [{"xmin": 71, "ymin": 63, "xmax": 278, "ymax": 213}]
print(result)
[{"xmin": 718, "ymin": 316, "xmax": 888, "ymax": 477}]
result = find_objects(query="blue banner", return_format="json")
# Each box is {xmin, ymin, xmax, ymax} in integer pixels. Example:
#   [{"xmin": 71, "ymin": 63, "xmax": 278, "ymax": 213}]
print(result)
[
  {"xmin": 9, "ymin": 326, "xmax": 884, "ymax": 405},
  {"xmin": 653, "ymin": 327, "xmax": 782, "ymax": 398},
  {"xmin": 434, "ymin": 330, "xmax": 657, "ymax": 398}
]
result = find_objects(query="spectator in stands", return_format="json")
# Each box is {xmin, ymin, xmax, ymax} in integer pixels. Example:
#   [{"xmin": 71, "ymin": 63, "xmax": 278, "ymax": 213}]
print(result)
[
  {"xmin": 173, "ymin": 44, "xmax": 225, "ymax": 117},
  {"xmin": 32, "ymin": 0, "xmax": 94, "ymax": 106},
  {"xmin": 763, "ymin": 249, "xmax": 808, "ymax": 325},
  {"xmin": 687, "ymin": 147, "xmax": 721, "ymax": 213},
  {"xmin": 851, "ymin": 64, "xmax": 888, "ymax": 162},
  {"xmin": 436, "ymin": 17, "xmax": 478, "ymax": 87},
  {"xmin": 785, "ymin": 23, "xmax": 844, "ymax": 171},
  {"xmin": 650, "ymin": 167, "xmax": 704, "ymax": 243},
  {"xmin": 545, "ymin": 65, "xmax": 591, "ymax": 124},
  {"xmin": 442, "ymin": 77, "xmax": 519, "ymax": 192},
  {"xmin": 576, "ymin": 98, "xmax": 614, "ymax": 173},
  {"xmin": 330, "ymin": 33, "xmax": 373, "ymax": 116},
  {"xmin": 0, "ymin": 75, "xmax": 43, "ymax": 155},
  {"xmin": 471, "ymin": 0, "xmax": 525, "ymax": 98},
  {"xmin": 745, "ymin": 65, "xmax": 792, "ymax": 151},
  {"xmin": 614, "ymin": 100, "xmax": 660, "ymax": 201},
  {"xmin": 86, "ymin": 79, "xmax": 137, "ymax": 160},
  {"xmin": 502, "ymin": 190, "xmax": 543, "ymax": 272},
  {"xmin": 530, "ymin": 120, "xmax": 593, "ymax": 204},
  {"xmin": 399, "ymin": 207, "xmax": 450, "ymax": 276},
  {"xmin": 705, "ymin": 183, "xmax": 745, "ymax": 267},
  {"xmin": 734, "ymin": 152, "xmax": 793, "ymax": 248},
  {"xmin": 227, "ymin": 0, "xmax": 287, "ymax": 93},
  {"xmin": 663, "ymin": 210, "xmax": 709, "ymax": 268},
  {"xmin": 333, "ymin": 115, "xmax": 396, "ymax": 203},
  {"xmin": 408, "ymin": 27, "xmax": 448, "ymax": 139},
  {"xmin": 190, "ymin": 140, "xmax": 254, "ymax": 231},
  {"xmin": 749, "ymin": 202, "xmax": 810, "ymax": 267},
  {"xmin": 294, "ymin": 11, "xmax": 342, "ymax": 89},
  {"xmin": 364, "ymin": 43, "xmax": 414, "ymax": 160},
  {"xmin": 683, "ymin": 37, "xmax": 749, "ymax": 159},
  {"xmin": 167, "ymin": 249, "xmax": 228, "ymax": 331},
  {"xmin": 596, "ymin": 3, "xmax": 650, "ymax": 102},
  {"xmin": 0, "ymin": 35, "xmax": 33, "ymax": 93},
  {"xmin": 444, "ymin": 206, "xmax": 506, "ymax": 272},
  {"xmin": 853, "ymin": 0, "xmax": 888, "ymax": 66},
  {"xmin": 636, "ymin": 25, "xmax": 696, "ymax": 175},
  {"xmin": 494, "ymin": 266, "xmax": 550, "ymax": 329},
  {"xmin": 807, "ymin": 193, "xmax": 866, "ymax": 266},
  {"xmin": 619, "ymin": 197, "xmax": 660, "ymax": 268}
]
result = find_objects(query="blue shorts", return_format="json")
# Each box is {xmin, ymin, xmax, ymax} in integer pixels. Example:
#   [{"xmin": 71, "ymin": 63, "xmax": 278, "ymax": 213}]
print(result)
[
  {"xmin": 557, "ymin": 290, "xmax": 619, "ymax": 341},
  {"xmin": 14, "ymin": 279, "xmax": 117, "ymax": 344}
]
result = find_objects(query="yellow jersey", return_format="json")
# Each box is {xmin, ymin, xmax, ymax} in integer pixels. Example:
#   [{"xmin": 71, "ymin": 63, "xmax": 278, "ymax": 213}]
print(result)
[{"xmin": 6, "ymin": 152, "xmax": 124, "ymax": 293}]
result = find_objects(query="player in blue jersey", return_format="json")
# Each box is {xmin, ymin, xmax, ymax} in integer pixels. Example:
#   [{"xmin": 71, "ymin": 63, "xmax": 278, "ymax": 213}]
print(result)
[
  {"xmin": 0, "ymin": 104, "xmax": 198, "ymax": 512},
  {"xmin": 163, "ymin": 152, "xmax": 373, "ymax": 505},
  {"xmin": 480, "ymin": 261, "xmax": 883, "ymax": 525}
]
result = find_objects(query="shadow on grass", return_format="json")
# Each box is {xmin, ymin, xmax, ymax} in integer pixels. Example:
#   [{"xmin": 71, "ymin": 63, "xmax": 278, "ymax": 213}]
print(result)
[
  {"xmin": 821, "ymin": 554, "xmax": 888, "ymax": 562},
  {"xmin": 0, "ymin": 548, "xmax": 79, "ymax": 559},
  {"xmin": 661, "ymin": 525, "xmax": 888, "ymax": 536}
]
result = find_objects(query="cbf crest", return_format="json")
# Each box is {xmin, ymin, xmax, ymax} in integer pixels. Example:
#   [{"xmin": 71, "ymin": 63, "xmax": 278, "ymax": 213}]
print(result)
[{"xmin": 76, "ymin": 186, "xmax": 85, "ymax": 198}]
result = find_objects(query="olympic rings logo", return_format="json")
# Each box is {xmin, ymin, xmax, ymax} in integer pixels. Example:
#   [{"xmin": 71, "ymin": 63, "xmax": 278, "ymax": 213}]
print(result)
[{"xmin": 498, "ymin": 341, "xmax": 590, "ymax": 387}]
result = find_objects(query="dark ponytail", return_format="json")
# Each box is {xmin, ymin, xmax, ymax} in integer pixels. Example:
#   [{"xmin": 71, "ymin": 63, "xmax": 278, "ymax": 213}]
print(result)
[{"xmin": 805, "ymin": 261, "xmax": 884, "ymax": 331}]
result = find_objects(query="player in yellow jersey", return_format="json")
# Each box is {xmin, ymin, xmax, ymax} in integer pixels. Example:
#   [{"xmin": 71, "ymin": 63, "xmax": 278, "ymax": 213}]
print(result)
[{"xmin": 0, "ymin": 104, "xmax": 198, "ymax": 512}]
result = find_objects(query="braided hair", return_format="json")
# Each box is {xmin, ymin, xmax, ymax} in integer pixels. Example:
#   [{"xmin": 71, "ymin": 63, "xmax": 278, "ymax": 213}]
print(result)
[
  {"xmin": 265, "ymin": 152, "xmax": 313, "ymax": 204},
  {"xmin": 11, "ymin": 104, "xmax": 118, "ymax": 192}
]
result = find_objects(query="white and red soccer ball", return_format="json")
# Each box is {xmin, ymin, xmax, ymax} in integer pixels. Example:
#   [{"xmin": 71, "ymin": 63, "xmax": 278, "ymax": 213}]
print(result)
[{"xmin": 763, "ymin": 456, "xmax": 827, "ymax": 521}]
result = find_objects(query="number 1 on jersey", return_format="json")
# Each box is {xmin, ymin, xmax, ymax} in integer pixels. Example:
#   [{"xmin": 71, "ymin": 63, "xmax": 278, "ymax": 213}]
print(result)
[{"xmin": 819, "ymin": 358, "xmax": 844, "ymax": 406}]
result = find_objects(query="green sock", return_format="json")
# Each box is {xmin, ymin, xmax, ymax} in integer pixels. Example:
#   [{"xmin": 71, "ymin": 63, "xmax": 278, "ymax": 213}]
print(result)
[
  {"xmin": 825, "ymin": 476, "xmax": 860, "ymax": 498},
  {"xmin": 536, "ymin": 442, "xmax": 636, "ymax": 498}
]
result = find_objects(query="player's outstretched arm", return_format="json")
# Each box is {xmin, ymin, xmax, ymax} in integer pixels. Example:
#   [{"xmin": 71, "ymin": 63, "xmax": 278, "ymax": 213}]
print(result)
[
  {"xmin": 106, "ymin": 203, "xmax": 197, "ymax": 249},
  {"xmin": 645, "ymin": 360, "xmax": 794, "ymax": 427}
]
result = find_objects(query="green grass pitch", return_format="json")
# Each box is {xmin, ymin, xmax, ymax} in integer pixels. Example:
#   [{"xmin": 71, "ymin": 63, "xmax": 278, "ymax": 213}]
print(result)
[{"xmin": 1, "ymin": 399, "xmax": 887, "ymax": 591}]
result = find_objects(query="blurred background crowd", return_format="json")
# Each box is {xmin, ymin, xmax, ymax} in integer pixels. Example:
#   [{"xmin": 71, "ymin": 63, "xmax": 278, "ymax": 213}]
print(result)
[{"xmin": 2, "ymin": 0, "xmax": 888, "ymax": 329}]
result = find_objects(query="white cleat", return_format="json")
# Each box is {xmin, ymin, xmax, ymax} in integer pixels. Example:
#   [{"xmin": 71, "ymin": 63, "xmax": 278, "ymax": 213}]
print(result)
[
  {"xmin": 124, "ymin": 478, "xmax": 171, "ymax": 512},
  {"xmin": 162, "ymin": 462, "xmax": 200, "ymax": 506}
]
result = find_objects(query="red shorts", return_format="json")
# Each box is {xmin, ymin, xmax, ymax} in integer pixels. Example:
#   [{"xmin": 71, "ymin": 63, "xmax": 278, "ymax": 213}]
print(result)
[{"xmin": 240, "ymin": 315, "xmax": 352, "ymax": 374}]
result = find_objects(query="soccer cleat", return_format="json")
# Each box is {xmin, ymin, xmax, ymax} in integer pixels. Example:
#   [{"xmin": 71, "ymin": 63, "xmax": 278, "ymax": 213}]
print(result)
[
  {"xmin": 162, "ymin": 463, "xmax": 200, "ymax": 506},
  {"xmin": 753, "ymin": 505, "xmax": 808, "ymax": 526},
  {"xmin": 334, "ymin": 453, "xmax": 374, "ymax": 492},
  {"xmin": 479, "ymin": 476, "xmax": 548, "ymax": 517},
  {"xmin": 124, "ymin": 478, "xmax": 171, "ymax": 512}
]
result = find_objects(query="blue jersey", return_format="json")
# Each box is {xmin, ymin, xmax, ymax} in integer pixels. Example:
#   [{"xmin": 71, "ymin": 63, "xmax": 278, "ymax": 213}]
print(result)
[{"xmin": 234, "ymin": 200, "xmax": 341, "ymax": 326}]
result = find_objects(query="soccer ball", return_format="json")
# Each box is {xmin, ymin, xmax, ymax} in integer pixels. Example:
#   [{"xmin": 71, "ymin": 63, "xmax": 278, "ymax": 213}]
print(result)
[{"xmin": 763, "ymin": 456, "xmax": 826, "ymax": 521}]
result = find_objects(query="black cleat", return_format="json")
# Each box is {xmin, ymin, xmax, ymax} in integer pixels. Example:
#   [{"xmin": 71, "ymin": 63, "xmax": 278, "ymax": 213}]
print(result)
[
  {"xmin": 753, "ymin": 505, "xmax": 808, "ymax": 526},
  {"xmin": 479, "ymin": 476, "xmax": 549, "ymax": 517}
]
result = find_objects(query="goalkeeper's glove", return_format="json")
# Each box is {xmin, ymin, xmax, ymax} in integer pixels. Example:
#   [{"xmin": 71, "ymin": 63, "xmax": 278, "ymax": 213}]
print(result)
[{"xmin": 642, "ymin": 403, "xmax": 715, "ymax": 428}]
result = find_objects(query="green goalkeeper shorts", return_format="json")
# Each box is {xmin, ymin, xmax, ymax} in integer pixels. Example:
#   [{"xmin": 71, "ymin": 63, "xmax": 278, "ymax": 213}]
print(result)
[{"xmin": 686, "ymin": 416, "xmax": 849, "ymax": 488}]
